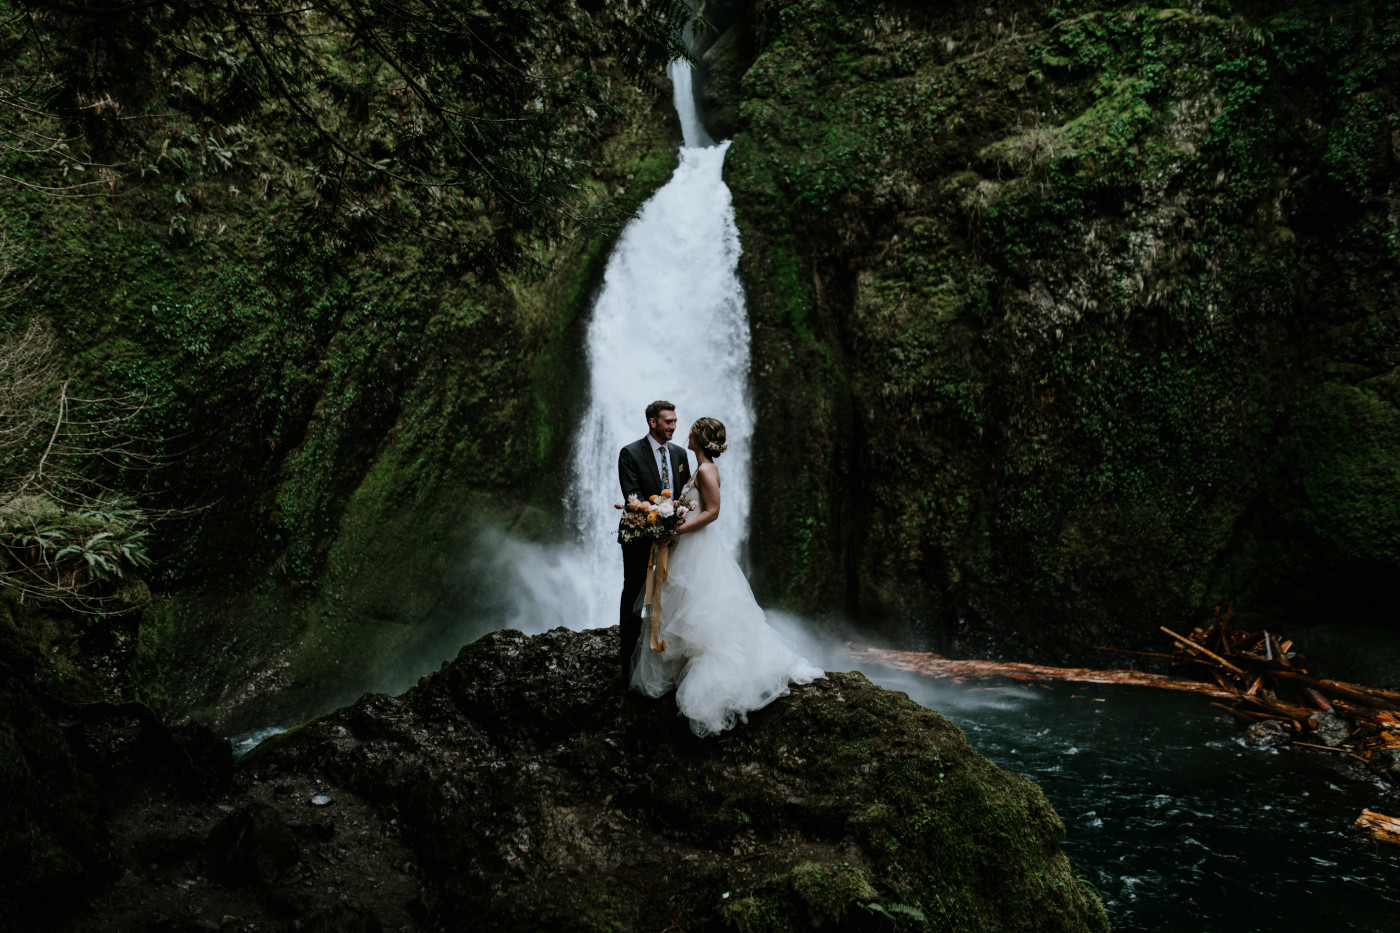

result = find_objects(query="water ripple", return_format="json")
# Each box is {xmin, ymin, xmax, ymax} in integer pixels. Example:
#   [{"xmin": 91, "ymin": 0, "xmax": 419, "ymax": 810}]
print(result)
[{"xmin": 857, "ymin": 671, "xmax": 1400, "ymax": 933}]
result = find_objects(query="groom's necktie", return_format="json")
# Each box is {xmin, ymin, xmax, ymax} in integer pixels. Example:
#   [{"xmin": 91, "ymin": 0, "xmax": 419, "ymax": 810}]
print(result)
[{"xmin": 660, "ymin": 445, "xmax": 671, "ymax": 492}]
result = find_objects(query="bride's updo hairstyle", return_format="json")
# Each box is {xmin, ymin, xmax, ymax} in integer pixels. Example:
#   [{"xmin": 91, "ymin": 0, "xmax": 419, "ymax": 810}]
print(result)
[{"xmin": 691, "ymin": 417, "xmax": 728, "ymax": 458}]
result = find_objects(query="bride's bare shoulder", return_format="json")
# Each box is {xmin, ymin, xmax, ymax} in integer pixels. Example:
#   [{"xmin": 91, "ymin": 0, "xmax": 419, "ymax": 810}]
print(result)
[{"xmin": 696, "ymin": 461, "xmax": 720, "ymax": 484}]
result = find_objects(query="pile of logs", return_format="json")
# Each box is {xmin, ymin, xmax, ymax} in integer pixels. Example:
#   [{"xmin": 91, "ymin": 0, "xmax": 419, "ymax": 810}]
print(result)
[
  {"xmin": 843, "ymin": 606, "xmax": 1400, "ymax": 845},
  {"xmin": 1154, "ymin": 611, "xmax": 1400, "ymax": 846},
  {"xmin": 1151, "ymin": 609, "xmax": 1400, "ymax": 772}
]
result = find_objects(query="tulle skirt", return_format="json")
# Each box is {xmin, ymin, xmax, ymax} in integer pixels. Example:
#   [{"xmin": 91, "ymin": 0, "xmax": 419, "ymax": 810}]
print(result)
[{"xmin": 630, "ymin": 523, "xmax": 824, "ymax": 736}]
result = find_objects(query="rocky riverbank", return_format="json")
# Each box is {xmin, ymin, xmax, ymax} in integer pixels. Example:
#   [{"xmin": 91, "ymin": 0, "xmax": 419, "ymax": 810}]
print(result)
[{"xmin": 15, "ymin": 627, "xmax": 1106, "ymax": 933}]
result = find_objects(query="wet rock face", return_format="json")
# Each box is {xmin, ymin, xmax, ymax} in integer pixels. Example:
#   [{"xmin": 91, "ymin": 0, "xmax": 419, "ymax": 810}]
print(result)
[
  {"xmin": 723, "ymin": 1, "xmax": 1400, "ymax": 658},
  {"xmin": 1311, "ymin": 711, "xmax": 1353, "ymax": 748},
  {"xmin": 243, "ymin": 627, "xmax": 1107, "ymax": 932},
  {"xmin": 698, "ymin": 20, "xmax": 754, "ymax": 139}
]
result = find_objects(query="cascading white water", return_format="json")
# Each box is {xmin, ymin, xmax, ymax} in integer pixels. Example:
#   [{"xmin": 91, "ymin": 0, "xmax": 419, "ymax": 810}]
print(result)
[
  {"xmin": 670, "ymin": 58, "xmax": 715, "ymax": 149},
  {"xmin": 566, "ymin": 59, "xmax": 753, "ymax": 629},
  {"xmin": 343, "ymin": 59, "xmax": 755, "ymax": 653}
]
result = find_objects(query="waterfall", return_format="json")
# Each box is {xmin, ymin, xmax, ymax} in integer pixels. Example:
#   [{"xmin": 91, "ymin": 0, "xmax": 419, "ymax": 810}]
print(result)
[
  {"xmin": 334, "ymin": 58, "xmax": 754, "ymax": 682},
  {"xmin": 669, "ymin": 58, "xmax": 715, "ymax": 149},
  {"xmin": 564, "ymin": 59, "xmax": 753, "ymax": 630},
  {"xmin": 348, "ymin": 59, "xmax": 754, "ymax": 690}
]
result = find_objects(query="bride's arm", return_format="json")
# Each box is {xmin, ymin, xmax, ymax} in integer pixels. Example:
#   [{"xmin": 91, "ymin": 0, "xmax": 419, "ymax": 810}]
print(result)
[{"xmin": 673, "ymin": 464, "xmax": 720, "ymax": 536}]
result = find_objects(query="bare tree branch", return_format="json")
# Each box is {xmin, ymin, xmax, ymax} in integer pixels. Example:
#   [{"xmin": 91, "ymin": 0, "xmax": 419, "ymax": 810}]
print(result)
[{"xmin": 0, "ymin": 316, "xmax": 183, "ymax": 614}]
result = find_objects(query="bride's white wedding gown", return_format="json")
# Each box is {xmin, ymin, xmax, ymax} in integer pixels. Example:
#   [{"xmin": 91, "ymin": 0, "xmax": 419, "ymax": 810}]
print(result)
[{"xmin": 630, "ymin": 473, "xmax": 825, "ymax": 736}]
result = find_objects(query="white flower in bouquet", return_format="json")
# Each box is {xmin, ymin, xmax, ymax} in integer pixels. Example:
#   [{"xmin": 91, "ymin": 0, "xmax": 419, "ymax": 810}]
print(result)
[{"xmin": 657, "ymin": 501, "xmax": 675, "ymax": 518}]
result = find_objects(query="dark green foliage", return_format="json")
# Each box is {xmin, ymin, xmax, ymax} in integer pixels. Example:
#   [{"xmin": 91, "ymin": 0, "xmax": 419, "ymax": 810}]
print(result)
[
  {"xmin": 729, "ymin": 1, "xmax": 1400, "ymax": 657},
  {"xmin": 1, "ymin": 0, "xmax": 692, "ymax": 274},
  {"xmin": 1, "ymin": 1, "xmax": 684, "ymax": 721}
]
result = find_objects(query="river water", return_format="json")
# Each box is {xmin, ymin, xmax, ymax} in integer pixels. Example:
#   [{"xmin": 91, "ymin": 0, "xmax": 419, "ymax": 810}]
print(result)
[
  {"xmin": 237, "ymin": 59, "xmax": 1400, "ymax": 932},
  {"xmin": 838, "ymin": 656, "xmax": 1400, "ymax": 933}
]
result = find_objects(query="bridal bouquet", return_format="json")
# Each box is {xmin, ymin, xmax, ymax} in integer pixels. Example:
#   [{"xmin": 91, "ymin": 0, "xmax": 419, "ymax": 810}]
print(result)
[{"xmin": 616, "ymin": 489, "xmax": 694, "ymax": 544}]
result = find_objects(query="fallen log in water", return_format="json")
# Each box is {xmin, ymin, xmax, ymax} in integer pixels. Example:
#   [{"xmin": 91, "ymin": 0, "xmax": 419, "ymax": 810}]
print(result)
[
  {"xmin": 1354, "ymin": 810, "xmax": 1400, "ymax": 846},
  {"xmin": 844, "ymin": 609, "xmax": 1400, "ymax": 792},
  {"xmin": 1271, "ymin": 670, "xmax": 1400, "ymax": 711},
  {"xmin": 840, "ymin": 645, "xmax": 1240, "ymax": 699}
]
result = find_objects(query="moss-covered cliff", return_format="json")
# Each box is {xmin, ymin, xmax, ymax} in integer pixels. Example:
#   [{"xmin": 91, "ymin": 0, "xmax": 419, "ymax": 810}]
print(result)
[
  {"xmin": 3, "ymin": 47, "xmax": 680, "ymax": 726},
  {"xmin": 720, "ymin": 0, "xmax": 1400, "ymax": 659}
]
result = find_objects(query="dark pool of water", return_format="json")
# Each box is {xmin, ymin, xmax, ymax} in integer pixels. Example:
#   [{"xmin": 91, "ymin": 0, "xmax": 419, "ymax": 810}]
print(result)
[{"xmin": 856, "ymin": 666, "xmax": 1400, "ymax": 933}]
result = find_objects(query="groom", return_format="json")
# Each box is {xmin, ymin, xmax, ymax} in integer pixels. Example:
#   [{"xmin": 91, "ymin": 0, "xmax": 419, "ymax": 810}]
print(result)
[{"xmin": 617, "ymin": 400, "xmax": 692, "ymax": 684}]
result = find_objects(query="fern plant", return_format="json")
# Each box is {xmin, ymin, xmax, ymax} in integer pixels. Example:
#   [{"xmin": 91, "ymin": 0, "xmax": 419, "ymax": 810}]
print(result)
[{"xmin": 2, "ymin": 496, "xmax": 154, "ymax": 602}]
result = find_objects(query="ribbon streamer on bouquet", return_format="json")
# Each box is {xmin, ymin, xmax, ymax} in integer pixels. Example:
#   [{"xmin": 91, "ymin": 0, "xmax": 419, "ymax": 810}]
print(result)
[{"xmin": 644, "ymin": 541, "xmax": 670, "ymax": 652}]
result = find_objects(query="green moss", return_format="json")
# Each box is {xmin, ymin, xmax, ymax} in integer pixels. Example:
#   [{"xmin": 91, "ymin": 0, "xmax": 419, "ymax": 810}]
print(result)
[
  {"xmin": 645, "ymin": 673, "xmax": 1108, "ymax": 933},
  {"xmin": 728, "ymin": 0, "xmax": 1400, "ymax": 653},
  {"xmin": 788, "ymin": 861, "xmax": 879, "ymax": 923},
  {"xmin": 2, "ymin": 40, "xmax": 683, "ymax": 724},
  {"xmin": 133, "ymin": 596, "xmax": 178, "ymax": 710},
  {"xmin": 1294, "ymin": 380, "xmax": 1400, "ymax": 565}
]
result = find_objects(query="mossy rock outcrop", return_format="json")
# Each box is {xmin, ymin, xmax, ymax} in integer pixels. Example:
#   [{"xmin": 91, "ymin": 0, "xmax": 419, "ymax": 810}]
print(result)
[
  {"xmin": 2, "ymin": 26, "xmax": 682, "ymax": 725},
  {"xmin": 724, "ymin": 0, "xmax": 1400, "ymax": 658},
  {"xmin": 54, "ymin": 626, "xmax": 1102, "ymax": 932},
  {"xmin": 0, "ymin": 602, "xmax": 238, "ymax": 928}
]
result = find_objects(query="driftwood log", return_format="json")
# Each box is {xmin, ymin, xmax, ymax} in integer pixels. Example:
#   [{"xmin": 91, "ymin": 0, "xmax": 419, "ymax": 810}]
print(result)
[
  {"xmin": 840, "ymin": 646, "xmax": 1242, "ymax": 698},
  {"xmin": 1355, "ymin": 810, "xmax": 1400, "ymax": 846},
  {"xmin": 843, "ymin": 609, "xmax": 1400, "ymax": 803}
]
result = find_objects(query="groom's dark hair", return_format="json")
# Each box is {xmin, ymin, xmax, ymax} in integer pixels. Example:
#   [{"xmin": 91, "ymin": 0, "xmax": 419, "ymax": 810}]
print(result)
[{"xmin": 645, "ymin": 400, "xmax": 675, "ymax": 422}]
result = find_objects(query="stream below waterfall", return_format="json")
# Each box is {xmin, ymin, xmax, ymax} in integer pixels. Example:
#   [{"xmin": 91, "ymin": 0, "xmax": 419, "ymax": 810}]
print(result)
[
  {"xmin": 844, "ymin": 657, "xmax": 1400, "ymax": 933},
  {"xmin": 235, "ymin": 60, "xmax": 1399, "ymax": 933}
]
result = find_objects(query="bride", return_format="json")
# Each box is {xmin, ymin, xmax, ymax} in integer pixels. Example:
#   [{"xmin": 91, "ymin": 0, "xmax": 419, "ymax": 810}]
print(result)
[{"xmin": 630, "ymin": 416, "xmax": 825, "ymax": 736}]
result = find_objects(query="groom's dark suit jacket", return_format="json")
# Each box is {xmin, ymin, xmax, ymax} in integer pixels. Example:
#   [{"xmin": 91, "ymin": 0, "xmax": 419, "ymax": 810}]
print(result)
[
  {"xmin": 617, "ymin": 436, "xmax": 692, "ymax": 540},
  {"xmin": 616, "ymin": 436, "xmax": 691, "ymax": 675}
]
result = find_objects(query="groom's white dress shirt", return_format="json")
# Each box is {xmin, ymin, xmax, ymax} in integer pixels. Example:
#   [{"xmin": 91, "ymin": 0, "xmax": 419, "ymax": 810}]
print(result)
[{"xmin": 647, "ymin": 434, "xmax": 671, "ymax": 488}]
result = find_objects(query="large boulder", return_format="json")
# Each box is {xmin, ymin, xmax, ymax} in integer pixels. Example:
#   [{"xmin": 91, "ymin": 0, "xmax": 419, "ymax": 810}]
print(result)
[
  {"xmin": 0, "ymin": 665, "xmax": 107, "ymax": 925},
  {"xmin": 46, "ymin": 626, "xmax": 1106, "ymax": 931},
  {"xmin": 0, "ymin": 607, "xmax": 235, "ymax": 930},
  {"xmin": 231, "ymin": 627, "xmax": 1106, "ymax": 932}
]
